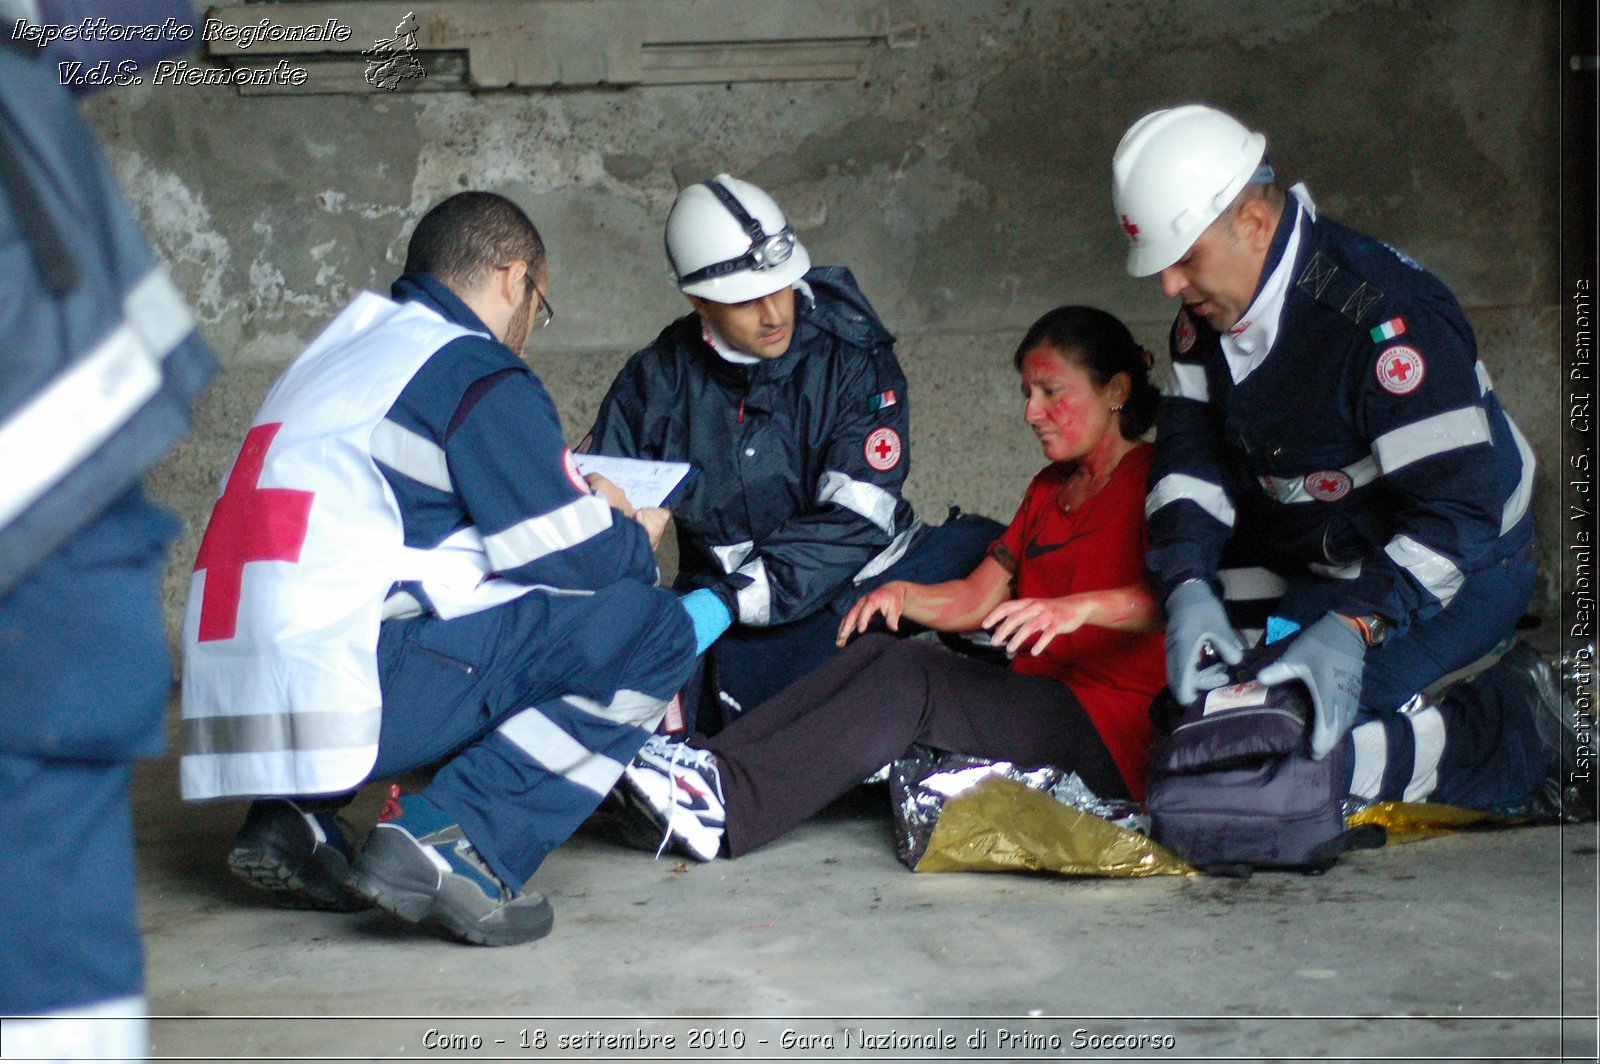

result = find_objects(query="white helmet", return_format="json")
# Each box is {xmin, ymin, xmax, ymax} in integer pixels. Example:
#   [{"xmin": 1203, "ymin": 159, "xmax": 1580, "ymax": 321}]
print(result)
[
  {"xmin": 665, "ymin": 174, "xmax": 811, "ymax": 302},
  {"xmin": 1112, "ymin": 104, "xmax": 1268, "ymax": 277}
]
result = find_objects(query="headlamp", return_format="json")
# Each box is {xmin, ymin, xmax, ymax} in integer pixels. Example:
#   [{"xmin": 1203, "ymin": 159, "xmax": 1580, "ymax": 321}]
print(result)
[{"xmin": 675, "ymin": 179, "xmax": 799, "ymax": 286}]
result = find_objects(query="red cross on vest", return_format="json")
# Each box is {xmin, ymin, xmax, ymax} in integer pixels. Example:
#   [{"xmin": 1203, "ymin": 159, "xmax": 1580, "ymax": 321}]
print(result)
[
  {"xmin": 192, "ymin": 422, "xmax": 315, "ymax": 642},
  {"xmin": 1386, "ymin": 359, "xmax": 1413, "ymax": 383},
  {"xmin": 873, "ymin": 436, "xmax": 894, "ymax": 461}
]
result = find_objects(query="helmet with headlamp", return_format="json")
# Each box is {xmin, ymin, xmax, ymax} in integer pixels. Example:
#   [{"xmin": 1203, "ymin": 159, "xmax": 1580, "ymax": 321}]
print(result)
[{"xmin": 665, "ymin": 175, "xmax": 811, "ymax": 302}]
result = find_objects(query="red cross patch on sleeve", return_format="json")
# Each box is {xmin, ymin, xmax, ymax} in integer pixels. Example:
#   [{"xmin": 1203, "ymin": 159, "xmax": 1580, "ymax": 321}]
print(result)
[
  {"xmin": 1376, "ymin": 345, "xmax": 1425, "ymax": 395},
  {"xmin": 864, "ymin": 427, "xmax": 902, "ymax": 471}
]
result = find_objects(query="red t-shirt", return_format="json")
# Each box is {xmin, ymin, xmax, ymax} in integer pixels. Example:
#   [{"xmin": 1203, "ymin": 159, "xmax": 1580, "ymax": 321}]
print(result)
[{"xmin": 994, "ymin": 443, "xmax": 1165, "ymax": 799}]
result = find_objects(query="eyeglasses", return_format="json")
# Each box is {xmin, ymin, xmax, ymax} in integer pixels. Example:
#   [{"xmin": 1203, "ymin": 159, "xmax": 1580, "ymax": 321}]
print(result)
[
  {"xmin": 531, "ymin": 284, "xmax": 554, "ymax": 330},
  {"xmin": 498, "ymin": 263, "xmax": 555, "ymax": 330}
]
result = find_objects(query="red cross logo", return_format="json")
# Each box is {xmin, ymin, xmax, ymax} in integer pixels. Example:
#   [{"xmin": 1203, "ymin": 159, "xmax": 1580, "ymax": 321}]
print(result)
[
  {"xmin": 1304, "ymin": 469, "xmax": 1353, "ymax": 502},
  {"xmin": 1120, "ymin": 214, "xmax": 1140, "ymax": 240},
  {"xmin": 192, "ymin": 422, "xmax": 315, "ymax": 642},
  {"xmin": 864, "ymin": 427, "xmax": 902, "ymax": 471},
  {"xmin": 1375, "ymin": 346, "xmax": 1425, "ymax": 395}
]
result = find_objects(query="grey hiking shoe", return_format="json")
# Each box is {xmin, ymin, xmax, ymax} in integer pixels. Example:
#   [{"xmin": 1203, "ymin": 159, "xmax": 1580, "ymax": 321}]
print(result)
[{"xmin": 349, "ymin": 790, "xmax": 553, "ymax": 947}]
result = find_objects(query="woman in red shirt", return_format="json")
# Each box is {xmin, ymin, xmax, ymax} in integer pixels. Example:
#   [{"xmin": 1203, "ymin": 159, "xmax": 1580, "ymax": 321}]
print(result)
[{"xmin": 622, "ymin": 305, "xmax": 1167, "ymax": 861}]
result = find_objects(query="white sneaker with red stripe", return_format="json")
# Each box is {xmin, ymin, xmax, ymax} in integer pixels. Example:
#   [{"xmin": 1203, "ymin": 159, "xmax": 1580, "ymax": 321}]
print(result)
[{"xmin": 622, "ymin": 735, "xmax": 726, "ymax": 862}]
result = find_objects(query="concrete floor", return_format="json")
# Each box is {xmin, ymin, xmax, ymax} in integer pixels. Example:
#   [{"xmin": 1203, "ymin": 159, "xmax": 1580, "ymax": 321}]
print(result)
[{"xmin": 131, "ymin": 752, "xmax": 1598, "ymax": 1064}]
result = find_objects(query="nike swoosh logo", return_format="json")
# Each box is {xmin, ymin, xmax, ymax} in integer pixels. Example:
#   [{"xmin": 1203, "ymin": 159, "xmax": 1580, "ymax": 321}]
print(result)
[{"xmin": 1024, "ymin": 530, "xmax": 1092, "ymax": 560}]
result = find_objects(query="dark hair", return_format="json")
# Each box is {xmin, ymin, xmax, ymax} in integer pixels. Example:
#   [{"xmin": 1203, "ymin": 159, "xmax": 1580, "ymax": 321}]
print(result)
[
  {"xmin": 404, "ymin": 191, "xmax": 545, "ymax": 293},
  {"xmin": 1012, "ymin": 305, "xmax": 1159, "ymax": 439}
]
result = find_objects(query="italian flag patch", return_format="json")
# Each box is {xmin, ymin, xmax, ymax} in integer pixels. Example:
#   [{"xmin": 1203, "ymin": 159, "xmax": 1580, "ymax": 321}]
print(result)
[
  {"xmin": 869, "ymin": 389, "xmax": 897, "ymax": 412},
  {"xmin": 1370, "ymin": 317, "xmax": 1407, "ymax": 343}
]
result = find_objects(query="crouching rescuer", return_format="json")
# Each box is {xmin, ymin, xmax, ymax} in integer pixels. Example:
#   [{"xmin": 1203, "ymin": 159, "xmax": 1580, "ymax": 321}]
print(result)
[
  {"xmin": 181, "ymin": 192, "xmax": 698, "ymax": 945},
  {"xmin": 1115, "ymin": 104, "xmax": 1593, "ymax": 823}
]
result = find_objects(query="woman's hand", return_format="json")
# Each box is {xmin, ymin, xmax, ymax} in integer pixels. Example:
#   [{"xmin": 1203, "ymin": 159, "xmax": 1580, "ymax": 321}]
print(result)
[
  {"xmin": 836, "ymin": 581, "xmax": 909, "ymax": 647},
  {"xmin": 981, "ymin": 595, "xmax": 1097, "ymax": 656}
]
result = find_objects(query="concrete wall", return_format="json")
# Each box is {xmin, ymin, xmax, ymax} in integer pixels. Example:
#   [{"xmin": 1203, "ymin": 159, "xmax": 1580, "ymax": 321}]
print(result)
[{"xmin": 84, "ymin": 0, "xmax": 1564, "ymax": 637}]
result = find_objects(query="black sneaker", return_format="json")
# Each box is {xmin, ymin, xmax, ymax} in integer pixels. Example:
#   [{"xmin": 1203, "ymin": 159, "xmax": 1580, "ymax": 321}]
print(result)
[
  {"xmin": 227, "ymin": 798, "xmax": 371, "ymax": 912},
  {"xmin": 349, "ymin": 790, "xmax": 554, "ymax": 947},
  {"xmin": 1496, "ymin": 643, "xmax": 1597, "ymax": 823}
]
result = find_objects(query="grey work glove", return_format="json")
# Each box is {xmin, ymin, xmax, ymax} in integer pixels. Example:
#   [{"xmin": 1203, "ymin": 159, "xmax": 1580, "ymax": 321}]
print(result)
[
  {"xmin": 1256, "ymin": 612, "xmax": 1367, "ymax": 761},
  {"xmin": 1164, "ymin": 579, "xmax": 1244, "ymax": 705}
]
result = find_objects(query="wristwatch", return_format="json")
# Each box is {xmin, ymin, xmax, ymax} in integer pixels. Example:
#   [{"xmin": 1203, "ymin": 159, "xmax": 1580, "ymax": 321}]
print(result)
[{"xmin": 1350, "ymin": 613, "xmax": 1389, "ymax": 647}]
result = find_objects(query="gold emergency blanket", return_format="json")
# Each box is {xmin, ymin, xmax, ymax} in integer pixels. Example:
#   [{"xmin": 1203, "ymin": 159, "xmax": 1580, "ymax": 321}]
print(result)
[
  {"xmin": 1345, "ymin": 800, "xmax": 1522, "ymax": 845},
  {"xmin": 913, "ymin": 776, "xmax": 1194, "ymax": 876}
]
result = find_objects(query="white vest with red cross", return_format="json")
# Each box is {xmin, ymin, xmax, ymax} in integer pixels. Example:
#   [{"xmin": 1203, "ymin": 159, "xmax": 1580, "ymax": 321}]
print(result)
[{"xmin": 180, "ymin": 293, "xmax": 532, "ymax": 800}]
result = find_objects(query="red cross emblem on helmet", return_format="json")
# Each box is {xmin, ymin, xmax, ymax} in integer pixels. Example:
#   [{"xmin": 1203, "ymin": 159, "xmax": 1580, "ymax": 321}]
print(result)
[
  {"xmin": 1120, "ymin": 214, "xmax": 1141, "ymax": 241},
  {"xmin": 1376, "ymin": 345, "xmax": 1425, "ymax": 395}
]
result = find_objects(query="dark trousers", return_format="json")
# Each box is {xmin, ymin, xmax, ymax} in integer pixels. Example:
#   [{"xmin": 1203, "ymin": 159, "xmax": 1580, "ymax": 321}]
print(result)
[
  {"xmin": 1219, "ymin": 527, "xmax": 1539, "ymax": 808},
  {"xmin": 372, "ymin": 579, "xmax": 696, "ymax": 885},
  {"xmin": 0, "ymin": 487, "xmax": 175, "ymax": 1014},
  {"xmin": 699, "ymin": 633, "xmax": 1126, "ymax": 857},
  {"xmin": 703, "ymin": 511, "xmax": 1006, "ymax": 733}
]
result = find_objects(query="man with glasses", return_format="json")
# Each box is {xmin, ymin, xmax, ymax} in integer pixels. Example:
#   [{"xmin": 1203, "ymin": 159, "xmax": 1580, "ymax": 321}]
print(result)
[
  {"xmin": 587, "ymin": 175, "xmax": 1001, "ymax": 735},
  {"xmin": 181, "ymin": 191, "xmax": 698, "ymax": 946}
]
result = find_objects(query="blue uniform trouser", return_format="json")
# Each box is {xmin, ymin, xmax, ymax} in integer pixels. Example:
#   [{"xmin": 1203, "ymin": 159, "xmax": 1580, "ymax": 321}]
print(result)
[
  {"xmin": 371, "ymin": 579, "xmax": 696, "ymax": 887},
  {"xmin": 703, "ymin": 511, "xmax": 1007, "ymax": 733},
  {"xmin": 0, "ymin": 487, "xmax": 175, "ymax": 1017},
  {"xmin": 1219, "ymin": 527, "xmax": 1540, "ymax": 809}
]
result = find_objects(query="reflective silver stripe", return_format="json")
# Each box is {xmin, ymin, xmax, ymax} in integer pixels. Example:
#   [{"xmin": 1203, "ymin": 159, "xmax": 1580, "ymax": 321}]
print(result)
[
  {"xmin": 561, "ymin": 690, "xmax": 668, "ymax": 730},
  {"xmin": 182, "ymin": 706, "xmax": 383, "ymax": 756},
  {"xmin": 1385, "ymin": 533, "xmax": 1464, "ymax": 607},
  {"xmin": 1371, "ymin": 406, "xmax": 1491, "ymax": 475},
  {"xmin": 1218, "ymin": 566, "xmax": 1288, "ymax": 602},
  {"xmin": 370, "ymin": 419, "xmax": 451, "ymax": 492},
  {"xmin": 853, "ymin": 516, "xmax": 925, "ymax": 583},
  {"xmin": 482, "ymin": 493, "xmax": 613, "ymax": 572},
  {"xmin": 1258, "ymin": 456, "xmax": 1380, "ymax": 503},
  {"xmin": 0, "ymin": 267, "xmax": 194, "ymax": 530},
  {"xmin": 734, "ymin": 556, "xmax": 772, "ymax": 625},
  {"xmin": 1401, "ymin": 696, "xmax": 1445, "ymax": 802},
  {"xmin": 817, "ymin": 470, "xmax": 898, "ymax": 536},
  {"xmin": 1146, "ymin": 473, "xmax": 1236, "ymax": 528},
  {"xmin": 380, "ymin": 590, "xmax": 425, "ymax": 620},
  {"xmin": 1500, "ymin": 412, "xmax": 1535, "ymax": 534},
  {"xmin": 495, "ymin": 707, "xmax": 626, "ymax": 797},
  {"xmin": 1308, "ymin": 559, "xmax": 1364, "ymax": 580},
  {"xmin": 1348, "ymin": 720, "xmax": 1387, "ymax": 800},
  {"xmin": 711, "ymin": 540, "xmax": 756, "ymax": 575},
  {"xmin": 1163, "ymin": 362, "xmax": 1210, "ymax": 402},
  {"xmin": 1475, "ymin": 360, "xmax": 1493, "ymax": 396}
]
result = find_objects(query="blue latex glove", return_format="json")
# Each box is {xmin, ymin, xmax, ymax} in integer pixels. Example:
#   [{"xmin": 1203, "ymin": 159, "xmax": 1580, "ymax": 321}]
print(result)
[
  {"xmin": 1256, "ymin": 612, "xmax": 1367, "ymax": 760},
  {"xmin": 678, "ymin": 588, "xmax": 732, "ymax": 656},
  {"xmin": 1164, "ymin": 579, "xmax": 1244, "ymax": 705}
]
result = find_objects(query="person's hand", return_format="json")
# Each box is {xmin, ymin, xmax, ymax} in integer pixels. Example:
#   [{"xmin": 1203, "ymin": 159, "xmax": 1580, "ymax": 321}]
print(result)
[
  {"xmin": 836, "ymin": 582, "xmax": 909, "ymax": 646},
  {"xmin": 678, "ymin": 588, "xmax": 732, "ymax": 656},
  {"xmin": 586, "ymin": 472, "xmax": 633, "ymax": 517},
  {"xmin": 980, "ymin": 596, "xmax": 1095, "ymax": 656},
  {"xmin": 1164, "ymin": 579, "xmax": 1244, "ymax": 704},
  {"xmin": 633, "ymin": 506, "xmax": 670, "ymax": 551},
  {"xmin": 1256, "ymin": 612, "xmax": 1367, "ymax": 760}
]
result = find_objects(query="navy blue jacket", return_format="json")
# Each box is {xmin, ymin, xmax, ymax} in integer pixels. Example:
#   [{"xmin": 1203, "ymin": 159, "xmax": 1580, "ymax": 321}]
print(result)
[
  {"xmin": 1146, "ymin": 203, "xmax": 1533, "ymax": 637},
  {"xmin": 587, "ymin": 267, "xmax": 922, "ymax": 626},
  {"xmin": 0, "ymin": 34, "xmax": 215, "ymax": 597},
  {"xmin": 379, "ymin": 273, "xmax": 660, "ymax": 608}
]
